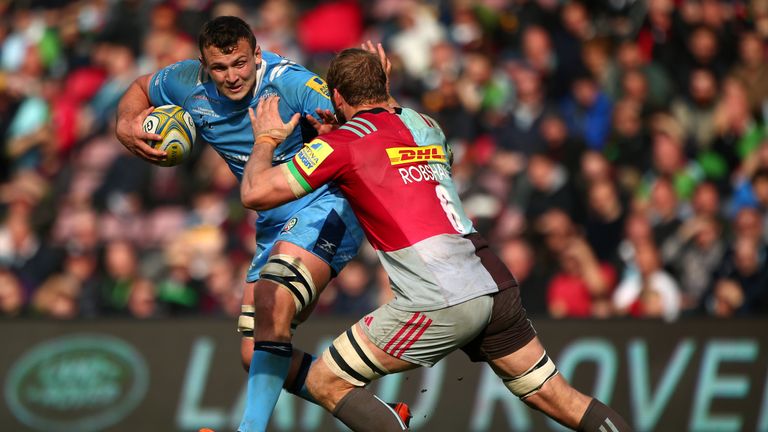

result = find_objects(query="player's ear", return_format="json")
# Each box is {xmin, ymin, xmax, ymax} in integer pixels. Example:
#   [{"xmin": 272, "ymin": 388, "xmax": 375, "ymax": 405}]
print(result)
[
  {"xmin": 332, "ymin": 88, "xmax": 344, "ymax": 108},
  {"xmin": 253, "ymin": 45, "xmax": 262, "ymax": 63}
]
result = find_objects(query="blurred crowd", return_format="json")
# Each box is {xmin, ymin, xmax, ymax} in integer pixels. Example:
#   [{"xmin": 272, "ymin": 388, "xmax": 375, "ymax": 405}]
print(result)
[{"xmin": 2, "ymin": 0, "xmax": 768, "ymax": 322}]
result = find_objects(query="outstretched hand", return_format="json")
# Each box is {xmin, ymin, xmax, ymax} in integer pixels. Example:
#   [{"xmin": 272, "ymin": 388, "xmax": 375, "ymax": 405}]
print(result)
[
  {"xmin": 361, "ymin": 40, "xmax": 398, "ymax": 107},
  {"xmin": 306, "ymin": 108, "xmax": 339, "ymax": 135},
  {"xmin": 249, "ymin": 96, "xmax": 300, "ymax": 145},
  {"xmin": 362, "ymin": 40, "xmax": 391, "ymax": 89}
]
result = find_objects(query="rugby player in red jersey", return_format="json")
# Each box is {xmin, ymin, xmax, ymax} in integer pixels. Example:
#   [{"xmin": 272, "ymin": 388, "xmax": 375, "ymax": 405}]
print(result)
[{"xmin": 240, "ymin": 47, "xmax": 633, "ymax": 432}]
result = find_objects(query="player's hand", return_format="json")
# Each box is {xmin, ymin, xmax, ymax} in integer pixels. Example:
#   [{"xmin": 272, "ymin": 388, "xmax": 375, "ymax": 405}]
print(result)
[
  {"xmin": 249, "ymin": 96, "xmax": 300, "ymax": 146},
  {"xmin": 115, "ymin": 106, "xmax": 167, "ymax": 163},
  {"xmin": 362, "ymin": 40, "xmax": 398, "ymax": 107},
  {"xmin": 306, "ymin": 108, "xmax": 339, "ymax": 135},
  {"xmin": 362, "ymin": 40, "xmax": 391, "ymax": 87}
]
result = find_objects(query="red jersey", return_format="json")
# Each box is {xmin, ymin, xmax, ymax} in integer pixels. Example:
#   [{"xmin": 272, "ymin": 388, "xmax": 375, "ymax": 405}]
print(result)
[{"xmin": 283, "ymin": 107, "xmax": 502, "ymax": 311}]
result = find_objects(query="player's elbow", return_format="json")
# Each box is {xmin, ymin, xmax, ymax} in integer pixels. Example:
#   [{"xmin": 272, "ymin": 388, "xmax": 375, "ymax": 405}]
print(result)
[{"xmin": 240, "ymin": 187, "xmax": 272, "ymax": 211}]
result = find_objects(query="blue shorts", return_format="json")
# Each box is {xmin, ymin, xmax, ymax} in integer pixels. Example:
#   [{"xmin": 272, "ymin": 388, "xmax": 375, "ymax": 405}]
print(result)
[{"xmin": 246, "ymin": 189, "xmax": 363, "ymax": 282}]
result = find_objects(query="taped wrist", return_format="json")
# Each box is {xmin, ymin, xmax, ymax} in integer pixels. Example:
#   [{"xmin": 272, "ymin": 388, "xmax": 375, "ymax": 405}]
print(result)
[
  {"xmin": 254, "ymin": 128, "xmax": 290, "ymax": 143},
  {"xmin": 237, "ymin": 305, "xmax": 255, "ymax": 338}
]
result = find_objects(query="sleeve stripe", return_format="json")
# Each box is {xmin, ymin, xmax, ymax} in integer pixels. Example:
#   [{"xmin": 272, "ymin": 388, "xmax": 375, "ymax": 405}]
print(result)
[
  {"xmin": 346, "ymin": 119, "xmax": 372, "ymax": 134},
  {"xmin": 284, "ymin": 162, "xmax": 314, "ymax": 195},
  {"xmin": 354, "ymin": 117, "xmax": 377, "ymax": 132},
  {"xmin": 339, "ymin": 124, "xmax": 365, "ymax": 137},
  {"xmin": 269, "ymin": 59, "xmax": 290, "ymax": 80}
]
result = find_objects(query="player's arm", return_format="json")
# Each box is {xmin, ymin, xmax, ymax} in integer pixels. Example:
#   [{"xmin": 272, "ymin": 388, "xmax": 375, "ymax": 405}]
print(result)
[
  {"xmin": 241, "ymin": 97, "xmax": 302, "ymax": 211},
  {"xmin": 115, "ymin": 74, "xmax": 167, "ymax": 163}
]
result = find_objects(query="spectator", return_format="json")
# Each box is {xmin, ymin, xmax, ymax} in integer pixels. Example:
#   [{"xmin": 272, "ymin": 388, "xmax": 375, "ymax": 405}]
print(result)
[
  {"xmin": 560, "ymin": 70, "xmax": 613, "ymax": 151},
  {"xmin": 584, "ymin": 178, "xmax": 627, "ymax": 266},
  {"xmin": 127, "ymin": 277, "xmax": 163, "ymax": 319},
  {"xmin": 639, "ymin": 114, "xmax": 704, "ymax": 201},
  {"xmin": 0, "ymin": 268, "xmax": 26, "ymax": 317},
  {"xmin": 498, "ymin": 236, "xmax": 549, "ymax": 316},
  {"xmin": 514, "ymin": 152, "xmax": 577, "ymax": 224},
  {"xmin": 660, "ymin": 215, "xmax": 726, "ymax": 312},
  {"xmin": 707, "ymin": 236, "xmax": 768, "ymax": 315},
  {"xmin": 540, "ymin": 112, "xmax": 586, "ymax": 177},
  {"xmin": 730, "ymin": 31, "xmax": 768, "ymax": 115},
  {"xmin": 670, "ymin": 68, "xmax": 719, "ymax": 151},
  {"xmin": 547, "ymin": 235, "xmax": 617, "ymax": 318},
  {"xmin": 603, "ymin": 98, "xmax": 650, "ymax": 188},
  {"xmin": 613, "ymin": 239, "xmax": 682, "ymax": 321},
  {"xmin": 712, "ymin": 77, "xmax": 764, "ymax": 172},
  {"xmin": 492, "ymin": 61, "xmax": 548, "ymax": 155},
  {"xmin": 613, "ymin": 39, "xmax": 673, "ymax": 111},
  {"xmin": 646, "ymin": 177, "xmax": 684, "ymax": 248},
  {"xmin": 31, "ymin": 273, "xmax": 82, "ymax": 319}
]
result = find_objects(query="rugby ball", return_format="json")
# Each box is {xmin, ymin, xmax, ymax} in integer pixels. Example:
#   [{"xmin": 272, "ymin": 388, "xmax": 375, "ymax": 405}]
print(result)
[{"xmin": 142, "ymin": 105, "xmax": 196, "ymax": 167}]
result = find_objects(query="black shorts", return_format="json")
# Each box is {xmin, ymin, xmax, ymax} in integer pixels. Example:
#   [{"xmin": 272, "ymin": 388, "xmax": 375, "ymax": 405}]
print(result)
[{"xmin": 461, "ymin": 282, "xmax": 537, "ymax": 362}]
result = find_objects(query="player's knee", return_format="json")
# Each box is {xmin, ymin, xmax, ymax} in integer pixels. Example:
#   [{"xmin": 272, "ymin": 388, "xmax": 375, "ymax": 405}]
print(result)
[
  {"xmin": 500, "ymin": 351, "xmax": 560, "ymax": 400},
  {"xmin": 259, "ymin": 254, "xmax": 318, "ymax": 317},
  {"xmin": 305, "ymin": 360, "xmax": 341, "ymax": 407},
  {"xmin": 307, "ymin": 361, "xmax": 360, "ymax": 412}
]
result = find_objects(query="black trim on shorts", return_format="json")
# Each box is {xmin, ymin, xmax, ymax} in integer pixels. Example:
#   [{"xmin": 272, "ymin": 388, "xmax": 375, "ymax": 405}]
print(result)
[
  {"xmin": 466, "ymin": 233, "xmax": 518, "ymax": 291},
  {"xmin": 460, "ymin": 280, "xmax": 537, "ymax": 362}
]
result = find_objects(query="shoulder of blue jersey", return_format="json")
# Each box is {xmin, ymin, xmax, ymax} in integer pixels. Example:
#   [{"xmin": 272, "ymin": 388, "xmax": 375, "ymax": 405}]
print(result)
[
  {"xmin": 263, "ymin": 53, "xmax": 331, "ymax": 101},
  {"xmin": 153, "ymin": 59, "xmax": 205, "ymax": 88}
]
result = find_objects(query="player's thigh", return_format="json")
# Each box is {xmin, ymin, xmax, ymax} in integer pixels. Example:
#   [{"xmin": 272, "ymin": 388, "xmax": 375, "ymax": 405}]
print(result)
[
  {"xmin": 487, "ymin": 336, "xmax": 548, "ymax": 377},
  {"xmin": 319, "ymin": 297, "xmax": 494, "ymax": 389},
  {"xmin": 461, "ymin": 285, "xmax": 539, "ymax": 368}
]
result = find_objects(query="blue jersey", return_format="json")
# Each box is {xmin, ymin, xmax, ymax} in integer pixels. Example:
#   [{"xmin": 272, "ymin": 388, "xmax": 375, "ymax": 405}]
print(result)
[
  {"xmin": 148, "ymin": 52, "xmax": 363, "ymax": 278},
  {"xmin": 147, "ymin": 51, "xmax": 336, "ymax": 228}
]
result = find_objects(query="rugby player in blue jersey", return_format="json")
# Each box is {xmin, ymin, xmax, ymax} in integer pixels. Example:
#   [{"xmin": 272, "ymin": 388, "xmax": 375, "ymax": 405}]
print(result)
[{"xmin": 116, "ymin": 16, "xmax": 409, "ymax": 432}]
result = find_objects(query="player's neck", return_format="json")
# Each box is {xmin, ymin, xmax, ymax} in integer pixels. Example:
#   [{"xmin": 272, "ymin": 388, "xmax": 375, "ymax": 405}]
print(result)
[{"xmin": 347, "ymin": 102, "xmax": 391, "ymax": 119}]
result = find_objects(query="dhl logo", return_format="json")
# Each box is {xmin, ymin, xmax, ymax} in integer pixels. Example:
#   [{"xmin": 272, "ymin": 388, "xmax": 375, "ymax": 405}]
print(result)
[{"xmin": 386, "ymin": 145, "xmax": 446, "ymax": 165}]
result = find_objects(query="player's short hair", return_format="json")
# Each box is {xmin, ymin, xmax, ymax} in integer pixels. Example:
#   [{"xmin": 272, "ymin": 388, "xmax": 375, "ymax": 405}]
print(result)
[
  {"xmin": 198, "ymin": 16, "xmax": 257, "ymax": 57},
  {"xmin": 326, "ymin": 48, "xmax": 388, "ymax": 106}
]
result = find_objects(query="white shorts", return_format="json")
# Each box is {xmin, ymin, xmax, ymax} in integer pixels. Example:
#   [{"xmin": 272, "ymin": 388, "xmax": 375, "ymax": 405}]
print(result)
[{"xmin": 358, "ymin": 295, "xmax": 493, "ymax": 367}]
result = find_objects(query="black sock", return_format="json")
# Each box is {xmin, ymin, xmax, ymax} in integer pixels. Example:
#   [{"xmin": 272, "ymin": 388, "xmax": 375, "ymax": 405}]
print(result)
[
  {"xmin": 333, "ymin": 388, "xmax": 408, "ymax": 432},
  {"xmin": 578, "ymin": 399, "xmax": 634, "ymax": 432}
]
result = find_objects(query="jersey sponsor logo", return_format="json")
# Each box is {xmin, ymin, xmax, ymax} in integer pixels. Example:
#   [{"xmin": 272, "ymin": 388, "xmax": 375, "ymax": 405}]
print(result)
[
  {"xmin": 258, "ymin": 89, "xmax": 279, "ymax": 101},
  {"xmin": 387, "ymin": 145, "xmax": 446, "ymax": 165},
  {"xmin": 363, "ymin": 316, "xmax": 374, "ymax": 327},
  {"xmin": 305, "ymin": 77, "xmax": 330, "ymax": 99},
  {"xmin": 398, "ymin": 163, "xmax": 450, "ymax": 184},
  {"xmin": 296, "ymin": 139, "xmax": 333, "ymax": 175}
]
